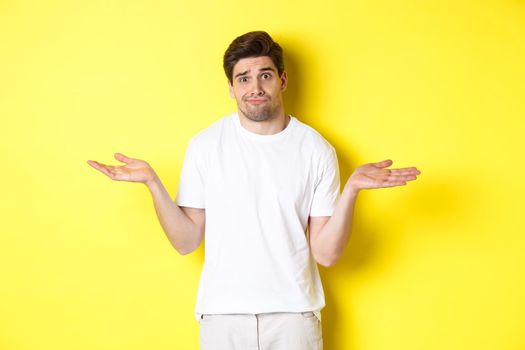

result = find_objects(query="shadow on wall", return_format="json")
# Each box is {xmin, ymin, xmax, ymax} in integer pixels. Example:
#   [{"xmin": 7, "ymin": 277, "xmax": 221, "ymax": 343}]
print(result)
[
  {"xmin": 321, "ymin": 174, "xmax": 476, "ymax": 349},
  {"xmin": 281, "ymin": 41, "xmax": 474, "ymax": 350},
  {"xmin": 282, "ymin": 43, "xmax": 363, "ymax": 350}
]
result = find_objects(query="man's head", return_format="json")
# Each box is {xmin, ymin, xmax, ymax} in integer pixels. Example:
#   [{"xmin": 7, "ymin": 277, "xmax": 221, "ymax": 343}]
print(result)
[
  {"xmin": 224, "ymin": 31, "xmax": 288, "ymax": 122},
  {"xmin": 223, "ymin": 31, "xmax": 285, "ymax": 85}
]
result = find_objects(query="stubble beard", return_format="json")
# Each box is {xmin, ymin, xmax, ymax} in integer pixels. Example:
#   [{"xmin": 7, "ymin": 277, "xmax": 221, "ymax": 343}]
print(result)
[{"xmin": 238, "ymin": 99, "xmax": 280, "ymax": 122}]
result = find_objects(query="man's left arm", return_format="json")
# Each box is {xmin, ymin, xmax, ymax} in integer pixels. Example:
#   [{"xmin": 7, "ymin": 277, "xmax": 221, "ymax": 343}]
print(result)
[{"xmin": 309, "ymin": 159, "xmax": 420, "ymax": 267}]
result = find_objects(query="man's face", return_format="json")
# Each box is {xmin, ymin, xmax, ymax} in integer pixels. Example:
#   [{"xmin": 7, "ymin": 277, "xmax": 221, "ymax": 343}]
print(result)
[{"xmin": 228, "ymin": 56, "xmax": 288, "ymax": 122}]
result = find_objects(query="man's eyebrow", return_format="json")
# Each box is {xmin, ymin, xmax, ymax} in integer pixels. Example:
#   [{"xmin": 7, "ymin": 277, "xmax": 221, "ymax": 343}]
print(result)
[
  {"xmin": 234, "ymin": 70, "xmax": 249, "ymax": 79},
  {"xmin": 234, "ymin": 67, "xmax": 276, "ymax": 79}
]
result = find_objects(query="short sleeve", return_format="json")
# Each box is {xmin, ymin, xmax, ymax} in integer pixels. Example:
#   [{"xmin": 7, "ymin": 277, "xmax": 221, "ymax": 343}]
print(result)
[
  {"xmin": 175, "ymin": 137, "xmax": 206, "ymax": 208},
  {"xmin": 309, "ymin": 146, "xmax": 340, "ymax": 216}
]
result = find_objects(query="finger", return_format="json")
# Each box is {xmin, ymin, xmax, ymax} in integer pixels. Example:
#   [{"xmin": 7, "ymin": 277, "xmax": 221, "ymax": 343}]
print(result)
[
  {"xmin": 387, "ymin": 174, "xmax": 419, "ymax": 181},
  {"xmin": 87, "ymin": 160, "xmax": 115, "ymax": 178},
  {"xmin": 87, "ymin": 160, "xmax": 109, "ymax": 173},
  {"xmin": 372, "ymin": 159, "xmax": 393, "ymax": 168},
  {"xmin": 393, "ymin": 175, "xmax": 418, "ymax": 182},
  {"xmin": 88, "ymin": 160, "xmax": 123, "ymax": 179},
  {"xmin": 389, "ymin": 167, "xmax": 421, "ymax": 175},
  {"xmin": 380, "ymin": 180, "xmax": 407, "ymax": 187},
  {"xmin": 114, "ymin": 152, "xmax": 134, "ymax": 164},
  {"xmin": 110, "ymin": 171, "xmax": 127, "ymax": 181}
]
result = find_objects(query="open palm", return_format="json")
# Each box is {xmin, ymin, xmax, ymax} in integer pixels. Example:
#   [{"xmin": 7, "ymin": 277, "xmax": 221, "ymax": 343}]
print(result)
[
  {"xmin": 348, "ymin": 159, "xmax": 420, "ymax": 191},
  {"xmin": 87, "ymin": 153, "xmax": 156, "ymax": 184}
]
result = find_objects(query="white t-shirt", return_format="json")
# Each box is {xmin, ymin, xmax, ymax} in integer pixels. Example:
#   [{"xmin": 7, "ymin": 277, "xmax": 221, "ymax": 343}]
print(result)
[{"xmin": 175, "ymin": 111, "xmax": 340, "ymax": 322}]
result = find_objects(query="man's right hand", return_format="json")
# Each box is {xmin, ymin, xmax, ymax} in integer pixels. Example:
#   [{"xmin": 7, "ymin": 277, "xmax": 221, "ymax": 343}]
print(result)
[{"xmin": 87, "ymin": 153, "xmax": 157, "ymax": 186}]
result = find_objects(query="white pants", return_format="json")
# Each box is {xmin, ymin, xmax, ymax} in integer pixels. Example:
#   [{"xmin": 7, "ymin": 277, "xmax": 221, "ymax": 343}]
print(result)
[{"xmin": 199, "ymin": 311, "xmax": 323, "ymax": 350}]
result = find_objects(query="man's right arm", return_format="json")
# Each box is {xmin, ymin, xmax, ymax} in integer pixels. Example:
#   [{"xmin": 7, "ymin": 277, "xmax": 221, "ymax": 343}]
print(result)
[
  {"xmin": 87, "ymin": 153, "xmax": 204, "ymax": 256},
  {"xmin": 146, "ymin": 175, "xmax": 205, "ymax": 255}
]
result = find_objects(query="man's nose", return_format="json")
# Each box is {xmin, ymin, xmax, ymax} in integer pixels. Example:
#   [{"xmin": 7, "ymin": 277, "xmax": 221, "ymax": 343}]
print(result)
[{"xmin": 249, "ymin": 80, "xmax": 264, "ymax": 96}]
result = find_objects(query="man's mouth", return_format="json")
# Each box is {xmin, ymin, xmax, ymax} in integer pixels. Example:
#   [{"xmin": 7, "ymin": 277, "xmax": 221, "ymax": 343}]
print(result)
[{"xmin": 246, "ymin": 99, "xmax": 267, "ymax": 105}]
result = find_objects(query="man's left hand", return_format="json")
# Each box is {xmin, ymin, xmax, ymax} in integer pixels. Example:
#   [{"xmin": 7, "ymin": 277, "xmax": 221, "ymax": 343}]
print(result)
[{"xmin": 346, "ymin": 159, "xmax": 420, "ymax": 193}]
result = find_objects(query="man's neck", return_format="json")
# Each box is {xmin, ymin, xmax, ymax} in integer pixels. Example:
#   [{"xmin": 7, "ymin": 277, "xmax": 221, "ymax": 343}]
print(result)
[{"xmin": 238, "ymin": 111, "xmax": 290, "ymax": 136}]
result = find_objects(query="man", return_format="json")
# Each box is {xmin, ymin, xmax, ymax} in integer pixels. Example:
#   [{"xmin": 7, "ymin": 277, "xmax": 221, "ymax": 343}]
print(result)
[{"xmin": 87, "ymin": 31, "xmax": 420, "ymax": 350}]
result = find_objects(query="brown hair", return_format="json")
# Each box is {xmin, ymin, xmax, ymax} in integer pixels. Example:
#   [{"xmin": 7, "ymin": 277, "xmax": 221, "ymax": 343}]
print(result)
[{"xmin": 223, "ymin": 31, "xmax": 284, "ymax": 84}]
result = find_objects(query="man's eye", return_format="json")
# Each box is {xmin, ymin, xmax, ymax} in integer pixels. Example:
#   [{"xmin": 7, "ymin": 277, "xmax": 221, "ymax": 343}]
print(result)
[
  {"xmin": 261, "ymin": 73, "xmax": 271, "ymax": 79},
  {"xmin": 239, "ymin": 77, "xmax": 248, "ymax": 83}
]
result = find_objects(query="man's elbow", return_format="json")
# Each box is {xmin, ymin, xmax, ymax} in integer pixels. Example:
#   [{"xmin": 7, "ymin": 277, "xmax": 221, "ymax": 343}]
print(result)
[
  {"xmin": 177, "ymin": 246, "xmax": 196, "ymax": 256},
  {"xmin": 317, "ymin": 258, "xmax": 337, "ymax": 267},
  {"xmin": 313, "ymin": 252, "xmax": 339, "ymax": 267},
  {"xmin": 176, "ymin": 239, "xmax": 202, "ymax": 255},
  {"xmin": 173, "ymin": 233, "xmax": 203, "ymax": 256}
]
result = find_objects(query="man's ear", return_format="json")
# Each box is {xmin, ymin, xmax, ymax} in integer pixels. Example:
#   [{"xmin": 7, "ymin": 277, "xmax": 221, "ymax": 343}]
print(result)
[
  {"xmin": 280, "ymin": 71, "xmax": 288, "ymax": 92},
  {"xmin": 228, "ymin": 81, "xmax": 235, "ymax": 98}
]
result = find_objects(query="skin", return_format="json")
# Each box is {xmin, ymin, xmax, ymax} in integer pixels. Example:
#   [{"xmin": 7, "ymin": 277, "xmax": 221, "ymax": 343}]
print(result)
[
  {"xmin": 228, "ymin": 56, "xmax": 289, "ymax": 135},
  {"xmin": 87, "ymin": 55, "xmax": 421, "ymax": 266}
]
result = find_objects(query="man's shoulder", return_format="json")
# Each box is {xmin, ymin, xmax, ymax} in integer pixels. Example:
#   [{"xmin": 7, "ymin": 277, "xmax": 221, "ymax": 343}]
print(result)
[
  {"xmin": 188, "ymin": 112, "xmax": 234, "ymax": 147},
  {"xmin": 292, "ymin": 116, "xmax": 336, "ymax": 155}
]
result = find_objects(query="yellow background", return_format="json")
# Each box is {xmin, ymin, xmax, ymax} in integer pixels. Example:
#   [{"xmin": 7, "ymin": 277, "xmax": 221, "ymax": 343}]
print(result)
[{"xmin": 1, "ymin": 0, "xmax": 524, "ymax": 349}]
